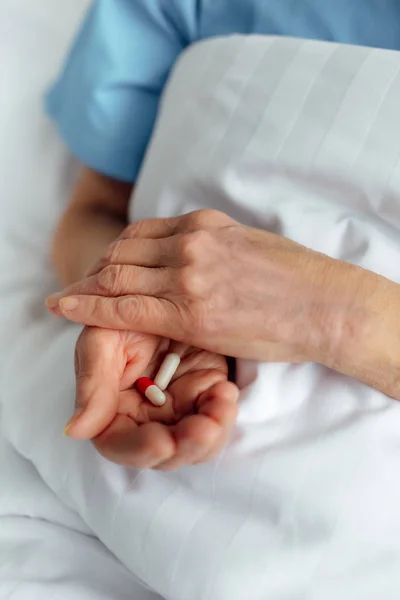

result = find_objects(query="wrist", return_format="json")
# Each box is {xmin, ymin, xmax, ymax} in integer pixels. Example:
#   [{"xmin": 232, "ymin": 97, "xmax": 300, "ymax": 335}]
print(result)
[{"xmin": 312, "ymin": 261, "xmax": 400, "ymax": 399}]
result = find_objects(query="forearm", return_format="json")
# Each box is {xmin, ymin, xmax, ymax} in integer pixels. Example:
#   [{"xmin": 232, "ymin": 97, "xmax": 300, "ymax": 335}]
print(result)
[
  {"xmin": 307, "ymin": 260, "xmax": 400, "ymax": 399},
  {"xmin": 51, "ymin": 167, "xmax": 132, "ymax": 287},
  {"xmin": 52, "ymin": 207, "xmax": 126, "ymax": 286}
]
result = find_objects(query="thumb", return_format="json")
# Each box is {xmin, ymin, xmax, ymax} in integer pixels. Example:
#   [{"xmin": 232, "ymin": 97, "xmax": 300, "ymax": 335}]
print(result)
[
  {"xmin": 64, "ymin": 328, "xmax": 120, "ymax": 440},
  {"xmin": 57, "ymin": 295, "xmax": 185, "ymax": 340}
]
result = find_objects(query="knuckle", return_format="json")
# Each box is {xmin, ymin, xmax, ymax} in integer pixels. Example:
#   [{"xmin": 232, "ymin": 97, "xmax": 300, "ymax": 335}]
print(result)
[
  {"xmin": 190, "ymin": 209, "xmax": 229, "ymax": 228},
  {"xmin": 115, "ymin": 295, "xmax": 142, "ymax": 327},
  {"xmin": 102, "ymin": 240, "xmax": 122, "ymax": 266},
  {"xmin": 124, "ymin": 218, "xmax": 153, "ymax": 239},
  {"xmin": 97, "ymin": 265, "xmax": 124, "ymax": 296},
  {"xmin": 178, "ymin": 266, "xmax": 204, "ymax": 297},
  {"xmin": 180, "ymin": 230, "xmax": 211, "ymax": 263},
  {"xmin": 123, "ymin": 222, "xmax": 142, "ymax": 239},
  {"xmin": 191, "ymin": 209, "xmax": 217, "ymax": 225}
]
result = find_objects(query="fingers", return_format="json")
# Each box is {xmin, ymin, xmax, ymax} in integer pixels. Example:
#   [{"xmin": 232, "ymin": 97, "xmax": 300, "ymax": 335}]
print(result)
[
  {"xmin": 47, "ymin": 264, "xmax": 172, "ymax": 307},
  {"xmin": 155, "ymin": 381, "xmax": 239, "ymax": 471},
  {"xmin": 122, "ymin": 217, "xmax": 180, "ymax": 240},
  {"xmin": 93, "ymin": 418, "xmax": 176, "ymax": 469},
  {"xmin": 52, "ymin": 295, "xmax": 185, "ymax": 339},
  {"xmin": 46, "ymin": 210, "xmax": 236, "ymax": 316},
  {"xmin": 87, "ymin": 238, "xmax": 174, "ymax": 277},
  {"xmin": 45, "ymin": 236, "xmax": 183, "ymax": 312},
  {"xmin": 86, "ymin": 215, "xmax": 198, "ymax": 280},
  {"xmin": 87, "ymin": 211, "xmax": 227, "ymax": 277},
  {"xmin": 65, "ymin": 328, "xmax": 120, "ymax": 440},
  {"xmin": 92, "ymin": 381, "xmax": 239, "ymax": 471},
  {"xmin": 121, "ymin": 210, "xmax": 232, "ymax": 240}
]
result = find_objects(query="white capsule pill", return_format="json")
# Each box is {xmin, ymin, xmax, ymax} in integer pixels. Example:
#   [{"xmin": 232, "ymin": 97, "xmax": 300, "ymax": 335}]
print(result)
[{"xmin": 154, "ymin": 353, "xmax": 181, "ymax": 391}]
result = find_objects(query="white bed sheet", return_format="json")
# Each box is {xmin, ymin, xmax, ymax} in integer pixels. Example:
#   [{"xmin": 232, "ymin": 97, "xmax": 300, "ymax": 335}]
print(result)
[
  {"xmin": 2, "ymin": 2, "xmax": 400, "ymax": 600},
  {"xmin": 0, "ymin": 2, "xmax": 160, "ymax": 598}
]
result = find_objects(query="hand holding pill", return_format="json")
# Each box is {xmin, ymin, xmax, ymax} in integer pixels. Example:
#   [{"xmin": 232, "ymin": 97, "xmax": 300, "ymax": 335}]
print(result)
[{"xmin": 64, "ymin": 327, "xmax": 238, "ymax": 471}]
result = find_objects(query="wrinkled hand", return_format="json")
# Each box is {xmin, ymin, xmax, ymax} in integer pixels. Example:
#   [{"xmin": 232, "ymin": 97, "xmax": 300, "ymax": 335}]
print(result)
[
  {"xmin": 66, "ymin": 327, "xmax": 238, "ymax": 471},
  {"xmin": 47, "ymin": 209, "xmax": 364, "ymax": 365}
]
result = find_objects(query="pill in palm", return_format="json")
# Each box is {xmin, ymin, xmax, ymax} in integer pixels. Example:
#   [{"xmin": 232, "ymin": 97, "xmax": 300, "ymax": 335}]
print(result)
[
  {"xmin": 154, "ymin": 353, "xmax": 181, "ymax": 391},
  {"xmin": 136, "ymin": 377, "xmax": 166, "ymax": 407}
]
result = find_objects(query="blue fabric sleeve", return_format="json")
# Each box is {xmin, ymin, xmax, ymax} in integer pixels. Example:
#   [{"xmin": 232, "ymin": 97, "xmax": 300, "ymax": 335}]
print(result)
[{"xmin": 45, "ymin": 0, "xmax": 199, "ymax": 182}]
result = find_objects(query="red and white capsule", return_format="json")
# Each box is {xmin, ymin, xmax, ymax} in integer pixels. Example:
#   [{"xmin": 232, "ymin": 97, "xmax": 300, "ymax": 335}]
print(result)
[{"xmin": 136, "ymin": 377, "xmax": 166, "ymax": 407}]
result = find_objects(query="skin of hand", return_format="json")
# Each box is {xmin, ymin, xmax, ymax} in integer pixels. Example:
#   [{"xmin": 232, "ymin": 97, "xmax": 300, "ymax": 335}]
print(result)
[
  {"xmin": 47, "ymin": 210, "xmax": 400, "ymax": 399},
  {"xmin": 47, "ymin": 210, "xmax": 317, "ymax": 360},
  {"xmin": 46, "ymin": 208, "xmax": 400, "ymax": 399},
  {"xmin": 66, "ymin": 326, "xmax": 238, "ymax": 471},
  {"xmin": 52, "ymin": 169, "xmax": 239, "ymax": 469}
]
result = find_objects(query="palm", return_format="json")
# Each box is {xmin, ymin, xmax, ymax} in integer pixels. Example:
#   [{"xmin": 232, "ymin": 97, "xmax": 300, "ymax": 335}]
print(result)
[{"xmin": 74, "ymin": 327, "xmax": 238, "ymax": 470}]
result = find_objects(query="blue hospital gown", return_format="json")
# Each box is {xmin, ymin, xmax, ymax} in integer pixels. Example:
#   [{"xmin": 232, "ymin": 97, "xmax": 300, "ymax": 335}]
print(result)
[{"xmin": 46, "ymin": 0, "xmax": 400, "ymax": 182}]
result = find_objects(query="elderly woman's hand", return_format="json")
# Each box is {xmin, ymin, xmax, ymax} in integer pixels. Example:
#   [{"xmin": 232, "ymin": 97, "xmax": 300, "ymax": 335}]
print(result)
[
  {"xmin": 65, "ymin": 326, "xmax": 239, "ymax": 471},
  {"xmin": 47, "ymin": 209, "xmax": 400, "ymax": 398}
]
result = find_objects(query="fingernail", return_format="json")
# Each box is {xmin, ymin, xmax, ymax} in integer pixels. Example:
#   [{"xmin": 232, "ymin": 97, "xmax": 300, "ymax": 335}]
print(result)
[
  {"xmin": 63, "ymin": 408, "xmax": 83, "ymax": 436},
  {"xmin": 63, "ymin": 423, "xmax": 73, "ymax": 437},
  {"xmin": 59, "ymin": 297, "xmax": 79, "ymax": 311},
  {"xmin": 45, "ymin": 293, "xmax": 62, "ymax": 309}
]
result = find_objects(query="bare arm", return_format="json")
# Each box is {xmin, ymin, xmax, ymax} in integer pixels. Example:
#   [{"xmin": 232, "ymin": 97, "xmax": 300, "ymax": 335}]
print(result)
[
  {"xmin": 48, "ymin": 209, "xmax": 400, "ymax": 400},
  {"xmin": 52, "ymin": 167, "xmax": 132, "ymax": 286},
  {"xmin": 324, "ymin": 270, "xmax": 400, "ymax": 400}
]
